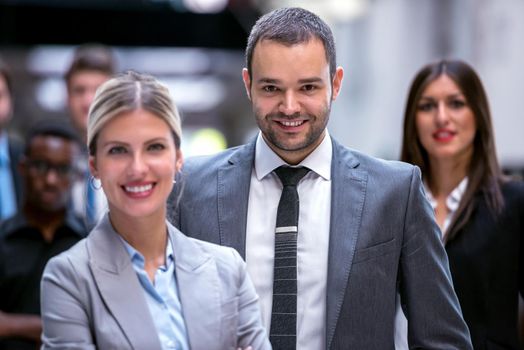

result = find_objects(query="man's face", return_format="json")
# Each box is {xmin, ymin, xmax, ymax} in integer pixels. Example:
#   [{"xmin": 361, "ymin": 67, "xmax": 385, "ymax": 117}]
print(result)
[
  {"xmin": 67, "ymin": 70, "xmax": 110, "ymax": 138},
  {"xmin": 243, "ymin": 38, "xmax": 343, "ymax": 165},
  {"xmin": 0, "ymin": 75, "xmax": 12, "ymax": 130},
  {"xmin": 21, "ymin": 135, "xmax": 80, "ymax": 212}
]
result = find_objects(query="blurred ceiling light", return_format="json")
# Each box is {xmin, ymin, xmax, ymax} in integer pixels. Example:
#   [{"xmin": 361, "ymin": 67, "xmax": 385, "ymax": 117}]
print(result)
[
  {"xmin": 163, "ymin": 76, "xmax": 226, "ymax": 113},
  {"xmin": 254, "ymin": 0, "xmax": 368, "ymax": 22},
  {"xmin": 27, "ymin": 46, "xmax": 73, "ymax": 75},
  {"xmin": 182, "ymin": 0, "xmax": 228, "ymax": 13},
  {"xmin": 35, "ymin": 78, "xmax": 66, "ymax": 111},
  {"xmin": 122, "ymin": 47, "xmax": 211, "ymax": 75}
]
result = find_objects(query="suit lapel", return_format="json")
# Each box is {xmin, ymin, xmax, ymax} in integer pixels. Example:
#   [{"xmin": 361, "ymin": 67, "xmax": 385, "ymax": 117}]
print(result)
[
  {"xmin": 87, "ymin": 215, "xmax": 162, "ymax": 350},
  {"xmin": 169, "ymin": 223, "xmax": 222, "ymax": 350},
  {"xmin": 326, "ymin": 140, "xmax": 368, "ymax": 349},
  {"xmin": 217, "ymin": 141, "xmax": 255, "ymax": 258}
]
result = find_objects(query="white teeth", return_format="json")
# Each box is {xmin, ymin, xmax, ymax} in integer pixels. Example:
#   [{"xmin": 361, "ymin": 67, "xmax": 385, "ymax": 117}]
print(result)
[
  {"xmin": 125, "ymin": 184, "xmax": 153, "ymax": 193},
  {"xmin": 435, "ymin": 131, "xmax": 453, "ymax": 138},
  {"xmin": 281, "ymin": 120, "xmax": 303, "ymax": 127}
]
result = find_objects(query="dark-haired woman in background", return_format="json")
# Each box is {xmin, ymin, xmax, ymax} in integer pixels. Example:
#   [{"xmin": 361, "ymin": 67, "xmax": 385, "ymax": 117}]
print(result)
[{"xmin": 399, "ymin": 59, "xmax": 523, "ymax": 349}]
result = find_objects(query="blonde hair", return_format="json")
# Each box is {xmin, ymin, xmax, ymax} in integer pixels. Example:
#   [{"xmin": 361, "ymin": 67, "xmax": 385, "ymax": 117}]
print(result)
[{"xmin": 87, "ymin": 71, "xmax": 182, "ymax": 156}]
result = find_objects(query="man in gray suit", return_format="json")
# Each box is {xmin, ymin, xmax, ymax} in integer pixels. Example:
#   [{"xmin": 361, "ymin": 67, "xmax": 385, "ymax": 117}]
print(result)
[{"xmin": 170, "ymin": 7, "xmax": 472, "ymax": 350}]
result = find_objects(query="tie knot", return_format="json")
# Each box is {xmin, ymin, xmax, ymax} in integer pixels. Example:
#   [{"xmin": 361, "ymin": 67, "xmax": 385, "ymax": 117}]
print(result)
[{"xmin": 274, "ymin": 166, "xmax": 310, "ymax": 187}]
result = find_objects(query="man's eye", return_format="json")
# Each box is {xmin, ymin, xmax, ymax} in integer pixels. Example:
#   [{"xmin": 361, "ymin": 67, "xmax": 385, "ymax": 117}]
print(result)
[
  {"xmin": 263, "ymin": 86, "xmax": 278, "ymax": 93},
  {"xmin": 302, "ymin": 84, "xmax": 316, "ymax": 92}
]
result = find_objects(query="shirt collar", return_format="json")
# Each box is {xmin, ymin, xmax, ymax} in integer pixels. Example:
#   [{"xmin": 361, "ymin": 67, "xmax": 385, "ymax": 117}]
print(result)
[
  {"xmin": 424, "ymin": 176, "xmax": 468, "ymax": 212},
  {"xmin": 254, "ymin": 130, "xmax": 332, "ymax": 181},
  {"xmin": 0, "ymin": 130, "xmax": 9, "ymax": 164}
]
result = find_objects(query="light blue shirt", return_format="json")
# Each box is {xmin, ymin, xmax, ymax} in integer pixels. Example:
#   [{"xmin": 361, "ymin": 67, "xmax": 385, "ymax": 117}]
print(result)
[
  {"xmin": 0, "ymin": 131, "xmax": 17, "ymax": 220},
  {"xmin": 120, "ymin": 235, "xmax": 190, "ymax": 350}
]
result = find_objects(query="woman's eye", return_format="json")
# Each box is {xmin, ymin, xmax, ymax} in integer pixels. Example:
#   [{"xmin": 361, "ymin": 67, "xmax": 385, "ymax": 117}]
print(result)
[
  {"xmin": 449, "ymin": 99, "xmax": 466, "ymax": 109},
  {"xmin": 417, "ymin": 102, "xmax": 435, "ymax": 112},
  {"xmin": 108, "ymin": 146, "xmax": 126, "ymax": 155},
  {"xmin": 148, "ymin": 143, "xmax": 166, "ymax": 151}
]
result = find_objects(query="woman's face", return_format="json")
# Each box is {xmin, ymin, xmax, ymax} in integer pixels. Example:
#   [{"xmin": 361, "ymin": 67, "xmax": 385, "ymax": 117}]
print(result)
[
  {"xmin": 89, "ymin": 109, "xmax": 182, "ymax": 220},
  {"xmin": 415, "ymin": 74, "xmax": 476, "ymax": 164}
]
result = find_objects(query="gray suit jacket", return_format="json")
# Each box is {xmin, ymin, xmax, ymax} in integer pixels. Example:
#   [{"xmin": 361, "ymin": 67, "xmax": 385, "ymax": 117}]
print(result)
[
  {"xmin": 40, "ymin": 214, "xmax": 270, "ymax": 350},
  {"xmin": 169, "ymin": 138, "xmax": 473, "ymax": 349}
]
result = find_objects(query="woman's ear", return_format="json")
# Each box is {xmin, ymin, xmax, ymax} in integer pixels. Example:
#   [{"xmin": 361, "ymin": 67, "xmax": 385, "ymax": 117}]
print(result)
[
  {"xmin": 88, "ymin": 156, "xmax": 99, "ymax": 179},
  {"xmin": 175, "ymin": 149, "xmax": 184, "ymax": 173}
]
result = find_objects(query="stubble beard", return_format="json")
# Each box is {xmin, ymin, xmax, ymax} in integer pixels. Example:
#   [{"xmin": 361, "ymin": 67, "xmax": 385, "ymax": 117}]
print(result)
[{"xmin": 255, "ymin": 106, "xmax": 330, "ymax": 153}]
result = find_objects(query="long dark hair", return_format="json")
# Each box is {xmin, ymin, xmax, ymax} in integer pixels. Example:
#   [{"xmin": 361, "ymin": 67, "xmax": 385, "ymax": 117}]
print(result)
[{"xmin": 401, "ymin": 59, "xmax": 504, "ymax": 241}]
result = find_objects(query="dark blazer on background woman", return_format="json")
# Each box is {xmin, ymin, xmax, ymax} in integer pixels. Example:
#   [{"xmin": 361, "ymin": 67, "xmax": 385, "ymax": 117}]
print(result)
[{"xmin": 446, "ymin": 180, "xmax": 524, "ymax": 350}]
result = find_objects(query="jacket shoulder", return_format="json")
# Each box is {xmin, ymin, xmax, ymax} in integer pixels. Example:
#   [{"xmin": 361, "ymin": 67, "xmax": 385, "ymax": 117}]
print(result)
[
  {"xmin": 334, "ymin": 141, "xmax": 417, "ymax": 180},
  {"xmin": 44, "ymin": 239, "xmax": 89, "ymax": 279}
]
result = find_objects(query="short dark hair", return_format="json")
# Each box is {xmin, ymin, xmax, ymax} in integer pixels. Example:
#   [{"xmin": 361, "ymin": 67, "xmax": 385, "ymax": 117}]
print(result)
[
  {"xmin": 400, "ymin": 59, "xmax": 504, "ymax": 240},
  {"xmin": 64, "ymin": 44, "xmax": 116, "ymax": 86},
  {"xmin": 0, "ymin": 56, "xmax": 13, "ymax": 98},
  {"xmin": 25, "ymin": 119, "xmax": 81, "ymax": 156},
  {"xmin": 245, "ymin": 7, "xmax": 336, "ymax": 80}
]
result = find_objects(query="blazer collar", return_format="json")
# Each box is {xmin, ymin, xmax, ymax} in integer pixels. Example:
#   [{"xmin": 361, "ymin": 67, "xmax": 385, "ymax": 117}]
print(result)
[
  {"xmin": 326, "ymin": 139, "xmax": 367, "ymax": 349},
  {"xmin": 87, "ymin": 214, "xmax": 163, "ymax": 349},
  {"xmin": 216, "ymin": 139, "xmax": 256, "ymax": 258},
  {"xmin": 169, "ymin": 223, "xmax": 224, "ymax": 349}
]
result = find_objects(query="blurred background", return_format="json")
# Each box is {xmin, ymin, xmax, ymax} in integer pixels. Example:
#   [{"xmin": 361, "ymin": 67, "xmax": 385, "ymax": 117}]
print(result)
[{"xmin": 1, "ymin": 0, "xmax": 523, "ymax": 175}]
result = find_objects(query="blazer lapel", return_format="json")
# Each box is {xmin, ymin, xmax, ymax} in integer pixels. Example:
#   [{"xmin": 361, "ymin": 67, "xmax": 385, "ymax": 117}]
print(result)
[
  {"xmin": 217, "ymin": 140, "xmax": 256, "ymax": 258},
  {"xmin": 169, "ymin": 223, "xmax": 222, "ymax": 350},
  {"xmin": 326, "ymin": 140, "xmax": 368, "ymax": 349},
  {"xmin": 87, "ymin": 215, "xmax": 162, "ymax": 350}
]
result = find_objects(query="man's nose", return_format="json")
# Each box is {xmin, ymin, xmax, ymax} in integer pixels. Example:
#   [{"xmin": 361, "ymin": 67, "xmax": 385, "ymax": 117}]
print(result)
[{"xmin": 278, "ymin": 91, "xmax": 301, "ymax": 116}]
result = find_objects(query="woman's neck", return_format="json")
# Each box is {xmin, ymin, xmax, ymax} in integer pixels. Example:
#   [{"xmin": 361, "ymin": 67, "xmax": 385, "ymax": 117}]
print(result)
[
  {"xmin": 109, "ymin": 209, "xmax": 168, "ymax": 271},
  {"xmin": 427, "ymin": 156, "xmax": 470, "ymax": 231},
  {"xmin": 427, "ymin": 157, "xmax": 469, "ymax": 198}
]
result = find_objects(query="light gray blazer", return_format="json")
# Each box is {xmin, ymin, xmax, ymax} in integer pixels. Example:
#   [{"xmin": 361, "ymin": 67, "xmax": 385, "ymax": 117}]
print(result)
[
  {"xmin": 169, "ymin": 137, "xmax": 473, "ymax": 350},
  {"xmin": 40, "ymin": 214, "xmax": 270, "ymax": 350}
]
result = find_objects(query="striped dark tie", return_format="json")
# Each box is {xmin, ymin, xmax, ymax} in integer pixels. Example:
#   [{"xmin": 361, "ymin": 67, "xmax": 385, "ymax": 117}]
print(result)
[{"xmin": 270, "ymin": 166, "xmax": 310, "ymax": 349}]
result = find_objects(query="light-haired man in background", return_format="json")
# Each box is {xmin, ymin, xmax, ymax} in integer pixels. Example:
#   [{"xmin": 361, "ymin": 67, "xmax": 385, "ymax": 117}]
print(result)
[{"xmin": 65, "ymin": 44, "xmax": 115, "ymax": 228}]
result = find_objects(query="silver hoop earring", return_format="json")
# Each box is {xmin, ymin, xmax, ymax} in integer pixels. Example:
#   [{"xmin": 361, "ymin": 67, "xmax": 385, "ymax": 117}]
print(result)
[
  {"xmin": 173, "ymin": 179, "xmax": 177, "ymax": 184},
  {"xmin": 90, "ymin": 176, "xmax": 102, "ymax": 190}
]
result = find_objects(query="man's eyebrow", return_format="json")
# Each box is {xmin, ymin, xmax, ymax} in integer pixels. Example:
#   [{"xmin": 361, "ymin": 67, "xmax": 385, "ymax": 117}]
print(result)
[
  {"xmin": 255, "ymin": 78, "xmax": 281, "ymax": 84},
  {"xmin": 298, "ymin": 77, "xmax": 323, "ymax": 84}
]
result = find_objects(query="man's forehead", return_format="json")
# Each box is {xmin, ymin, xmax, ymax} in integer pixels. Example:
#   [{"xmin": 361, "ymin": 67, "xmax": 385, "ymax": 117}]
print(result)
[{"xmin": 30, "ymin": 135, "xmax": 76, "ymax": 153}]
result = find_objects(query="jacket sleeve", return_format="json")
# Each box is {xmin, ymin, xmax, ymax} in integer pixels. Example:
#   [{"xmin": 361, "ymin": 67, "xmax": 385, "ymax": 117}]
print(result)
[
  {"xmin": 399, "ymin": 166, "xmax": 472, "ymax": 349},
  {"xmin": 40, "ymin": 255, "xmax": 96, "ymax": 350}
]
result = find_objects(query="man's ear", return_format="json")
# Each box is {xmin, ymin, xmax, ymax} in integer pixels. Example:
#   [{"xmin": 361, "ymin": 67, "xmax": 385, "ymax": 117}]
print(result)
[
  {"xmin": 242, "ymin": 68, "xmax": 252, "ymax": 100},
  {"xmin": 331, "ymin": 67, "xmax": 344, "ymax": 101}
]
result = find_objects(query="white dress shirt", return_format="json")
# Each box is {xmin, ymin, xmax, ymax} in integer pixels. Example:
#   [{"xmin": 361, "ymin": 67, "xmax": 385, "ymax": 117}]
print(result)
[{"xmin": 246, "ymin": 131, "xmax": 332, "ymax": 350}]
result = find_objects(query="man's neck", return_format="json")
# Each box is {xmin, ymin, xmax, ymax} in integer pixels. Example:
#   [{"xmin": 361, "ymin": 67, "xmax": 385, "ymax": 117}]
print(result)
[{"xmin": 23, "ymin": 204, "xmax": 66, "ymax": 242}]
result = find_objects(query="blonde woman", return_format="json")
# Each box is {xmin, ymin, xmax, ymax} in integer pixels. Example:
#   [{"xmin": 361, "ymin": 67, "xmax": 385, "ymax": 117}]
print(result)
[{"xmin": 40, "ymin": 71, "xmax": 270, "ymax": 350}]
